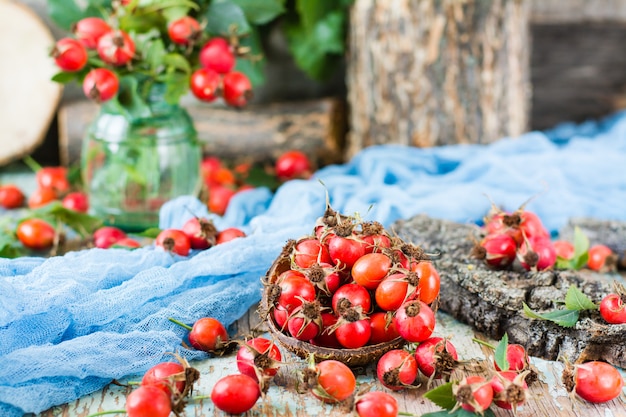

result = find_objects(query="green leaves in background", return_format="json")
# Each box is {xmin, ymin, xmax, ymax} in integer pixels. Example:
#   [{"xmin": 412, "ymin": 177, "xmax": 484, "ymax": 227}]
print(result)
[
  {"xmin": 30, "ymin": 202, "xmax": 103, "ymax": 237},
  {"xmin": 284, "ymin": 0, "xmax": 353, "ymax": 81},
  {"xmin": 523, "ymin": 285, "xmax": 597, "ymax": 328},
  {"xmin": 48, "ymin": 0, "xmax": 353, "ymax": 97}
]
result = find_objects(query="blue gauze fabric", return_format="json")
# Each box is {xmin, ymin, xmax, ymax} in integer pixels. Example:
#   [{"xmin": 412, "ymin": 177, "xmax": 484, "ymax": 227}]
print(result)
[{"xmin": 2, "ymin": 111, "xmax": 626, "ymax": 415}]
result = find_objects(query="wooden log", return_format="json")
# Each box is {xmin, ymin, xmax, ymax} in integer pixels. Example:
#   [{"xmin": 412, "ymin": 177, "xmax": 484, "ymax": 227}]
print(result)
[
  {"xmin": 58, "ymin": 98, "xmax": 347, "ymax": 167},
  {"xmin": 346, "ymin": 0, "xmax": 531, "ymax": 157}
]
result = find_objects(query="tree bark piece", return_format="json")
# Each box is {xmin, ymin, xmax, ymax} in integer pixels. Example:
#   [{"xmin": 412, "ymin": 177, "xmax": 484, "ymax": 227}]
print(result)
[
  {"xmin": 346, "ymin": 0, "xmax": 530, "ymax": 157},
  {"xmin": 394, "ymin": 214, "xmax": 626, "ymax": 369}
]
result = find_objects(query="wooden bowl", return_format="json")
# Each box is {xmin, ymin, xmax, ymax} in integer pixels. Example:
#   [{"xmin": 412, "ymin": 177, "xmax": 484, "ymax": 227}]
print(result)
[{"xmin": 260, "ymin": 252, "xmax": 406, "ymax": 368}]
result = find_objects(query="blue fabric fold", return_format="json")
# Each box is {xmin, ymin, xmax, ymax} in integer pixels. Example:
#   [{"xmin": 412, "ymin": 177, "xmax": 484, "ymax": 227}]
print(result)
[{"xmin": 2, "ymin": 111, "xmax": 626, "ymax": 415}]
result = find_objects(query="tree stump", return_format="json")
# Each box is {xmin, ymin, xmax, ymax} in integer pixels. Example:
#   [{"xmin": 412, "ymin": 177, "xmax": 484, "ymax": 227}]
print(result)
[{"xmin": 346, "ymin": 0, "xmax": 531, "ymax": 157}]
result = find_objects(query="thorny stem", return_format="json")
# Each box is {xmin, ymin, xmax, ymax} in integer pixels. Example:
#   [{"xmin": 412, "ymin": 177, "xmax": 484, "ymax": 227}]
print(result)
[
  {"xmin": 85, "ymin": 410, "xmax": 126, "ymax": 417},
  {"xmin": 168, "ymin": 317, "xmax": 193, "ymax": 331},
  {"xmin": 472, "ymin": 337, "xmax": 497, "ymax": 350}
]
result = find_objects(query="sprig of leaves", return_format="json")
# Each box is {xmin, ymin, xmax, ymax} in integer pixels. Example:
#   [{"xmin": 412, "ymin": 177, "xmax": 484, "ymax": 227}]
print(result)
[
  {"xmin": 422, "ymin": 382, "xmax": 496, "ymax": 417},
  {"xmin": 523, "ymin": 285, "xmax": 598, "ymax": 327}
]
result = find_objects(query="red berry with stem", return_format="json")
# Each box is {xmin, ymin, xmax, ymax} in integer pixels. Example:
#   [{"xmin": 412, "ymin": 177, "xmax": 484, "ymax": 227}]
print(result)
[
  {"xmin": 553, "ymin": 240, "xmax": 575, "ymax": 260},
  {"xmin": 170, "ymin": 317, "xmax": 229, "ymax": 352},
  {"xmin": 368, "ymin": 311, "xmax": 400, "ymax": 345},
  {"xmin": 36, "ymin": 166, "xmax": 69, "ymax": 193},
  {"xmin": 83, "ymin": 68, "xmax": 119, "ymax": 102},
  {"xmin": 216, "ymin": 227, "xmax": 246, "ymax": 244},
  {"xmin": 490, "ymin": 371, "xmax": 529, "ymax": 410},
  {"xmin": 207, "ymin": 184, "xmax": 236, "ymax": 215},
  {"xmin": 563, "ymin": 360, "xmax": 624, "ymax": 403},
  {"xmin": 52, "ymin": 38, "xmax": 88, "ymax": 71},
  {"xmin": 199, "ymin": 37, "xmax": 235, "ymax": 74},
  {"xmin": 495, "ymin": 343, "xmax": 530, "ymax": 372},
  {"xmin": 27, "ymin": 187, "xmax": 57, "ymax": 209},
  {"xmin": 518, "ymin": 235, "xmax": 556, "ymax": 271},
  {"xmin": 16, "ymin": 218, "xmax": 56, "ymax": 251},
  {"xmin": 415, "ymin": 337, "xmax": 459, "ymax": 381},
  {"xmin": 155, "ymin": 228, "xmax": 191, "ymax": 256},
  {"xmin": 303, "ymin": 359, "xmax": 356, "ymax": 403},
  {"xmin": 73, "ymin": 17, "xmax": 111, "ymax": 49},
  {"xmin": 333, "ymin": 308, "xmax": 371, "ymax": 349},
  {"xmin": 453, "ymin": 375, "xmax": 494, "ymax": 414},
  {"xmin": 355, "ymin": 391, "xmax": 398, "ymax": 417},
  {"xmin": 351, "ymin": 252, "xmax": 392, "ymax": 290},
  {"xmin": 113, "ymin": 237, "xmax": 142, "ymax": 249},
  {"xmin": 599, "ymin": 292, "xmax": 626, "ymax": 324},
  {"xmin": 376, "ymin": 348, "xmax": 419, "ymax": 391},
  {"xmin": 393, "ymin": 300, "xmax": 436, "ymax": 343},
  {"xmin": 211, "ymin": 374, "xmax": 260, "ymax": 414},
  {"xmin": 293, "ymin": 237, "xmax": 331, "ymax": 269},
  {"xmin": 587, "ymin": 244, "xmax": 616, "ymax": 272},
  {"xmin": 62, "ymin": 191, "xmax": 89, "ymax": 213},
  {"xmin": 141, "ymin": 361, "xmax": 186, "ymax": 396},
  {"xmin": 236, "ymin": 337, "xmax": 282, "ymax": 384},
  {"xmin": 167, "ymin": 16, "xmax": 201, "ymax": 45},
  {"xmin": 0, "ymin": 184, "xmax": 25, "ymax": 209},
  {"xmin": 97, "ymin": 29, "xmax": 135, "ymax": 66},
  {"xmin": 182, "ymin": 216, "xmax": 217, "ymax": 250},
  {"xmin": 125, "ymin": 385, "xmax": 171, "ymax": 417},
  {"xmin": 93, "ymin": 226, "xmax": 126, "ymax": 249},
  {"xmin": 222, "ymin": 71, "xmax": 253, "ymax": 107},
  {"xmin": 190, "ymin": 68, "xmax": 221, "ymax": 102},
  {"xmin": 275, "ymin": 150, "xmax": 312, "ymax": 181},
  {"xmin": 475, "ymin": 233, "xmax": 517, "ymax": 268}
]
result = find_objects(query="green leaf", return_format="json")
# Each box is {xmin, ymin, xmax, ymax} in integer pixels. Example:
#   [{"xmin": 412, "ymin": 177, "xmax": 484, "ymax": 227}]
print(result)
[
  {"xmin": 523, "ymin": 302, "xmax": 580, "ymax": 328},
  {"xmin": 116, "ymin": 76, "xmax": 153, "ymax": 120},
  {"xmin": 136, "ymin": 227, "xmax": 162, "ymax": 238},
  {"xmin": 205, "ymin": 1, "xmax": 251, "ymax": 36},
  {"xmin": 564, "ymin": 285, "xmax": 597, "ymax": 311},
  {"xmin": 147, "ymin": 39, "xmax": 167, "ymax": 72},
  {"xmin": 244, "ymin": 165, "xmax": 280, "ymax": 190},
  {"xmin": 231, "ymin": 0, "xmax": 285, "ymax": 25},
  {"xmin": 234, "ymin": 27, "xmax": 265, "ymax": 87},
  {"xmin": 163, "ymin": 53, "xmax": 192, "ymax": 74},
  {"xmin": 163, "ymin": 72, "xmax": 191, "ymax": 105},
  {"xmin": 295, "ymin": 0, "xmax": 336, "ymax": 33},
  {"xmin": 423, "ymin": 382, "xmax": 456, "ymax": 410},
  {"xmin": 29, "ymin": 202, "xmax": 103, "ymax": 237},
  {"xmin": 0, "ymin": 234, "xmax": 24, "ymax": 259},
  {"xmin": 47, "ymin": 0, "xmax": 85, "ymax": 30},
  {"xmin": 51, "ymin": 71, "xmax": 81, "ymax": 84},
  {"xmin": 285, "ymin": 11, "xmax": 346, "ymax": 80},
  {"xmin": 494, "ymin": 333, "xmax": 509, "ymax": 371},
  {"xmin": 571, "ymin": 227, "xmax": 590, "ymax": 270}
]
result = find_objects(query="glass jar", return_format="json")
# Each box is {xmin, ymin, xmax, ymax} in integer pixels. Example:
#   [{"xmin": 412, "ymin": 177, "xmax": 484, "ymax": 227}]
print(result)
[{"xmin": 82, "ymin": 84, "xmax": 201, "ymax": 232}]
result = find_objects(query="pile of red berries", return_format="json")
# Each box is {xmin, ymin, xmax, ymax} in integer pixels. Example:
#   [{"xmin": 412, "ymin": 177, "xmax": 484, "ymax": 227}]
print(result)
[
  {"xmin": 264, "ymin": 202, "xmax": 441, "ymax": 356},
  {"xmin": 474, "ymin": 206, "xmax": 556, "ymax": 271}
]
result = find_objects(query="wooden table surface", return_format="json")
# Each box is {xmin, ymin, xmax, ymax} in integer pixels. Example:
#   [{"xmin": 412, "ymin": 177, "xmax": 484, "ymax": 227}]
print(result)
[{"xmin": 38, "ymin": 303, "xmax": 626, "ymax": 417}]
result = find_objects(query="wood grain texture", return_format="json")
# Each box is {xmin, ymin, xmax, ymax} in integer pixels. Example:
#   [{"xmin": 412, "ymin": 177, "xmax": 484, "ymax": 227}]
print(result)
[
  {"xmin": 39, "ymin": 304, "xmax": 626, "ymax": 416},
  {"xmin": 346, "ymin": 0, "xmax": 530, "ymax": 157}
]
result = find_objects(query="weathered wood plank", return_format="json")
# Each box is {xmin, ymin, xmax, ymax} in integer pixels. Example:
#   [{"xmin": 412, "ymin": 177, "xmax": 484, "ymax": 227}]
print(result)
[
  {"xmin": 530, "ymin": 0, "xmax": 626, "ymax": 23},
  {"xmin": 39, "ymin": 305, "xmax": 626, "ymax": 416}
]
